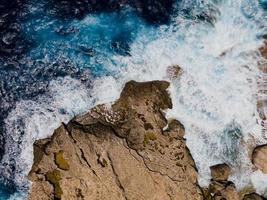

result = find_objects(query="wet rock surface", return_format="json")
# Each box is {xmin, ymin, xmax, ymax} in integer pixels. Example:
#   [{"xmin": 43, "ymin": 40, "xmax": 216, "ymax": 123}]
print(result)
[
  {"xmin": 208, "ymin": 181, "xmax": 239, "ymax": 200},
  {"xmin": 252, "ymin": 144, "xmax": 267, "ymax": 174},
  {"xmin": 203, "ymin": 162, "xmax": 265, "ymax": 200},
  {"xmin": 28, "ymin": 80, "xmax": 204, "ymax": 200},
  {"xmin": 210, "ymin": 163, "xmax": 231, "ymax": 181},
  {"xmin": 166, "ymin": 65, "xmax": 182, "ymax": 80},
  {"xmin": 243, "ymin": 193, "xmax": 266, "ymax": 200},
  {"xmin": 27, "ymin": 80, "xmax": 267, "ymax": 199},
  {"xmin": 205, "ymin": 163, "xmax": 239, "ymax": 200}
]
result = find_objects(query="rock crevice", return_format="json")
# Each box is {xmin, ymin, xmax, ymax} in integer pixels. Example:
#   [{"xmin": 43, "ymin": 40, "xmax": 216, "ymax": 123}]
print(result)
[
  {"xmin": 28, "ymin": 80, "xmax": 203, "ymax": 200},
  {"xmin": 28, "ymin": 80, "xmax": 265, "ymax": 200}
]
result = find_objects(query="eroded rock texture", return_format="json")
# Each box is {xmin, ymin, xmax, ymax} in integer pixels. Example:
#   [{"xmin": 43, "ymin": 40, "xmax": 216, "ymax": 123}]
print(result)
[
  {"xmin": 206, "ymin": 163, "xmax": 239, "ymax": 200},
  {"xmin": 243, "ymin": 193, "xmax": 266, "ymax": 200},
  {"xmin": 210, "ymin": 163, "xmax": 231, "ymax": 182},
  {"xmin": 28, "ymin": 81, "xmax": 203, "ymax": 200}
]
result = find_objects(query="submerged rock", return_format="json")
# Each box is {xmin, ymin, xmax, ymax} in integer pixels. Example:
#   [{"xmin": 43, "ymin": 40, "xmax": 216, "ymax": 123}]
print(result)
[
  {"xmin": 243, "ymin": 193, "xmax": 266, "ymax": 200},
  {"xmin": 166, "ymin": 65, "xmax": 182, "ymax": 80},
  {"xmin": 252, "ymin": 144, "xmax": 267, "ymax": 174},
  {"xmin": 28, "ymin": 80, "xmax": 204, "ymax": 200}
]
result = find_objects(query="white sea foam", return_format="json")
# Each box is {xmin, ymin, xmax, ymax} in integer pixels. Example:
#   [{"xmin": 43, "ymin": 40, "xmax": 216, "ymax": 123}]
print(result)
[
  {"xmin": 109, "ymin": 0, "xmax": 267, "ymax": 192},
  {"xmin": 251, "ymin": 170, "xmax": 267, "ymax": 195},
  {"xmin": 3, "ymin": 0, "xmax": 267, "ymax": 197},
  {"xmin": 2, "ymin": 75, "xmax": 124, "ymax": 193},
  {"xmin": 2, "ymin": 77, "xmax": 92, "ymax": 189}
]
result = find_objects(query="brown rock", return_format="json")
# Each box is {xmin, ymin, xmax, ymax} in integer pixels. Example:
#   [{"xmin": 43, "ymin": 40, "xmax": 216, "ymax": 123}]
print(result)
[
  {"xmin": 260, "ymin": 41, "xmax": 267, "ymax": 59},
  {"xmin": 208, "ymin": 164, "xmax": 239, "ymax": 200},
  {"xmin": 166, "ymin": 119, "xmax": 185, "ymax": 138},
  {"xmin": 74, "ymin": 80, "xmax": 172, "ymax": 151},
  {"xmin": 219, "ymin": 185, "xmax": 239, "ymax": 200},
  {"xmin": 238, "ymin": 185, "xmax": 257, "ymax": 200},
  {"xmin": 209, "ymin": 180, "xmax": 226, "ymax": 194},
  {"xmin": 28, "ymin": 81, "xmax": 203, "ymax": 200},
  {"xmin": 166, "ymin": 65, "xmax": 182, "ymax": 80},
  {"xmin": 252, "ymin": 144, "xmax": 267, "ymax": 174},
  {"xmin": 209, "ymin": 181, "xmax": 239, "ymax": 200},
  {"xmin": 210, "ymin": 163, "xmax": 231, "ymax": 181},
  {"xmin": 243, "ymin": 193, "xmax": 265, "ymax": 200},
  {"xmin": 257, "ymin": 100, "xmax": 267, "ymax": 121},
  {"xmin": 202, "ymin": 187, "xmax": 212, "ymax": 200},
  {"xmin": 258, "ymin": 64, "xmax": 267, "ymax": 74}
]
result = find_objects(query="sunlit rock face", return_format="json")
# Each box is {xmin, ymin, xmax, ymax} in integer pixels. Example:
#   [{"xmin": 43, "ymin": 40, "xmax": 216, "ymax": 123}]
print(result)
[
  {"xmin": 0, "ymin": 0, "xmax": 176, "ymax": 176},
  {"xmin": 27, "ymin": 81, "xmax": 267, "ymax": 200},
  {"xmin": 28, "ymin": 81, "xmax": 203, "ymax": 200},
  {"xmin": 1, "ymin": 0, "xmax": 267, "ymax": 199}
]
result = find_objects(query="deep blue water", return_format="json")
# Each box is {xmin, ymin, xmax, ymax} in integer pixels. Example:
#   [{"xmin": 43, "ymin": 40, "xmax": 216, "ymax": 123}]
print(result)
[
  {"xmin": 0, "ymin": 0, "xmax": 171, "ymax": 198},
  {"xmin": 0, "ymin": 189, "xmax": 11, "ymax": 200},
  {"xmin": 0, "ymin": 0, "xmax": 267, "ymax": 199}
]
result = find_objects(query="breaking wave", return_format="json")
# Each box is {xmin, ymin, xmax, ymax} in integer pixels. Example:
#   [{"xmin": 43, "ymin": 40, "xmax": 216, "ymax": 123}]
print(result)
[{"xmin": 1, "ymin": 0, "xmax": 267, "ymax": 198}]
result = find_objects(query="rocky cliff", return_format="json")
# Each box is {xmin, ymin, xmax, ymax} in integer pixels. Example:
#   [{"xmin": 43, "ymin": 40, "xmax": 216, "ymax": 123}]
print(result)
[{"xmin": 28, "ymin": 80, "xmax": 265, "ymax": 200}]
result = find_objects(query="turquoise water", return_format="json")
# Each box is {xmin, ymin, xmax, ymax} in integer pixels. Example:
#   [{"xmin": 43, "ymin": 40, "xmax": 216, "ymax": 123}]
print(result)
[
  {"xmin": 0, "ymin": 189, "xmax": 11, "ymax": 200},
  {"xmin": 0, "ymin": 184, "xmax": 17, "ymax": 200},
  {"xmin": 0, "ymin": 1, "xmax": 157, "ymax": 198},
  {"xmin": 22, "ymin": 2, "xmax": 154, "ymax": 75},
  {"xmin": 1, "ymin": 0, "xmax": 267, "ymax": 198}
]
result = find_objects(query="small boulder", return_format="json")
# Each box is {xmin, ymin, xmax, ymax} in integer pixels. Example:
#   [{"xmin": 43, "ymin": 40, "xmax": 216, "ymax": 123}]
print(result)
[
  {"xmin": 166, "ymin": 119, "xmax": 185, "ymax": 138},
  {"xmin": 252, "ymin": 145, "xmax": 267, "ymax": 174},
  {"xmin": 202, "ymin": 187, "xmax": 212, "ymax": 200},
  {"xmin": 210, "ymin": 163, "xmax": 231, "ymax": 181},
  {"xmin": 28, "ymin": 80, "xmax": 204, "ymax": 200},
  {"xmin": 213, "ymin": 185, "xmax": 239, "ymax": 200},
  {"xmin": 166, "ymin": 65, "xmax": 182, "ymax": 80},
  {"xmin": 243, "ymin": 193, "xmax": 265, "ymax": 200},
  {"xmin": 209, "ymin": 181, "xmax": 239, "ymax": 200}
]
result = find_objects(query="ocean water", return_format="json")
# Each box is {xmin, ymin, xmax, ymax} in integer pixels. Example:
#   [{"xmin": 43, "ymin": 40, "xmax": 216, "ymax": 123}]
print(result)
[{"xmin": 1, "ymin": 0, "xmax": 267, "ymax": 199}]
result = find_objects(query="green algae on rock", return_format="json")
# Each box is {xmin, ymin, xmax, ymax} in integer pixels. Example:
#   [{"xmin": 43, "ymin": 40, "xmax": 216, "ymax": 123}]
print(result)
[
  {"xmin": 45, "ymin": 169, "xmax": 62, "ymax": 199},
  {"xmin": 143, "ymin": 132, "xmax": 157, "ymax": 146},
  {"xmin": 28, "ymin": 81, "xmax": 205, "ymax": 200},
  {"xmin": 27, "ymin": 80, "xmax": 267, "ymax": 200},
  {"xmin": 55, "ymin": 150, "xmax": 70, "ymax": 170}
]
